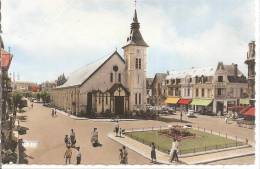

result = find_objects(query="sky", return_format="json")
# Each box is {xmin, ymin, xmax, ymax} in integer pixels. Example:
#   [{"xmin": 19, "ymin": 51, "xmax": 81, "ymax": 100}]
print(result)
[{"xmin": 2, "ymin": 0, "xmax": 256, "ymax": 83}]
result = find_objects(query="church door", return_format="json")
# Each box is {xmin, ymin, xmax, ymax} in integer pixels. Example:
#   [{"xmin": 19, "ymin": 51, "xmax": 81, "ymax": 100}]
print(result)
[{"xmin": 115, "ymin": 96, "xmax": 124, "ymax": 114}]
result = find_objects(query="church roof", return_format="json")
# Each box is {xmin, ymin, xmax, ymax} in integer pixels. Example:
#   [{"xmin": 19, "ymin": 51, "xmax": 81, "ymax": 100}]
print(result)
[
  {"xmin": 57, "ymin": 51, "xmax": 124, "ymax": 88},
  {"xmin": 123, "ymin": 10, "xmax": 148, "ymax": 48}
]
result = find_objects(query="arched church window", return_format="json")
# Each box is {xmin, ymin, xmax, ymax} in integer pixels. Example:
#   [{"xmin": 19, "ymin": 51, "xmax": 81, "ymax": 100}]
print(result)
[
  {"xmin": 139, "ymin": 58, "xmax": 141, "ymax": 69},
  {"xmin": 110, "ymin": 73, "xmax": 113, "ymax": 82},
  {"xmin": 118, "ymin": 73, "xmax": 121, "ymax": 83}
]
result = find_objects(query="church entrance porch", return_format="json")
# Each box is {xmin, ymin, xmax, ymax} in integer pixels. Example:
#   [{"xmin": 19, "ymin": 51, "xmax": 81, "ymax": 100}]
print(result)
[{"xmin": 115, "ymin": 96, "xmax": 124, "ymax": 114}]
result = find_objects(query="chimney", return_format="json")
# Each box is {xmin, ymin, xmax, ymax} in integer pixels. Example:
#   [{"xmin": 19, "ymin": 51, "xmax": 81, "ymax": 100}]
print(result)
[{"xmin": 234, "ymin": 64, "xmax": 238, "ymax": 76}]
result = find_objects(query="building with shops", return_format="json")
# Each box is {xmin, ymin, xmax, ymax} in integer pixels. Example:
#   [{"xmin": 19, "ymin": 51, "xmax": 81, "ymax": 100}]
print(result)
[
  {"xmin": 50, "ymin": 9, "xmax": 148, "ymax": 115},
  {"xmin": 40, "ymin": 81, "xmax": 56, "ymax": 92},
  {"xmin": 163, "ymin": 63, "xmax": 248, "ymax": 115},
  {"xmin": 213, "ymin": 62, "xmax": 248, "ymax": 115}
]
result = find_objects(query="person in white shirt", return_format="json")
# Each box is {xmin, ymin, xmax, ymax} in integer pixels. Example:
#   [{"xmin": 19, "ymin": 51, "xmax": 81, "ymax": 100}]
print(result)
[{"xmin": 169, "ymin": 138, "xmax": 179, "ymax": 162}]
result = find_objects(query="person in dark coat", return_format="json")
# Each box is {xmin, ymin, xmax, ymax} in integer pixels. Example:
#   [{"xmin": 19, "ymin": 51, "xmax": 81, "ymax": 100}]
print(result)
[{"xmin": 151, "ymin": 142, "xmax": 157, "ymax": 163}]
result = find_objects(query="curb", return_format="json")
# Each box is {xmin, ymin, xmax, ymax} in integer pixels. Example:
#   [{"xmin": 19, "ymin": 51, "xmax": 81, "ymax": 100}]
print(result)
[{"xmin": 195, "ymin": 152, "xmax": 255, "ymax": 164}]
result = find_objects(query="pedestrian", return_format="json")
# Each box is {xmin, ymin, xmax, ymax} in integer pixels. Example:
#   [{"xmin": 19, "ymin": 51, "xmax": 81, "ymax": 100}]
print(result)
[
  {"xmin": 70, "ymin": 129, "xmax": 76, "ymax": 147},
  {"xmin": 76, "ymin": 147, "xmax": 81, "ymax": 165},
  {"xmin": 51, "ymin": 109, "xmax": 54, "ymax": 117},
  {"xmin": 122, "ymin": 146, "xmax": 128, "ymax": 164},
  {"xmin": 54, "ymin": 108, "xmax": 57, "ymax": 116},
  {"xmin": 115, "ymin": 122, "xmax": 119, "ymax": 137},
  {"xmin": 119, "ymin": 128, "xmax": 122, "ymax": 137},
  {"xmin": 169, "ymin": 138, "xmax": 179, "ymax": 163},
  {"xmin": 225, "ymin": 117, "xmax": 228, "ymax": 124},
  {"xmin": 64, "ymin": 146, "xmax": 72, "ymax": 164},
  {"xmin": 31, "ymin": 103, "xmax": 33, "ymax": 109},
  {"xmin": 119, "ymin": 148, "xmax": 124, "ymax": 164},
  {"xmin": 151, "ymin": 142, "xmax": 156, "ymax": 163},
  {"xmin": 91, "ymin": 128, "xmax": 99, "ymax": 147},
  {"xmin": 180, "ymin": 111, "xmax": 183, "ymax": 122},
  {"xmin": 64, "ymin": 134, "xmax": 70, "ymax": 147}
]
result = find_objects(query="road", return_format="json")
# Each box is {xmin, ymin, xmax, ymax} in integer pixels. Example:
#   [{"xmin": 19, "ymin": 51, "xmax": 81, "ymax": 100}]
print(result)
[{"xmin": 18, "ymin": 103, "xmax": 255, "ymax": 165}]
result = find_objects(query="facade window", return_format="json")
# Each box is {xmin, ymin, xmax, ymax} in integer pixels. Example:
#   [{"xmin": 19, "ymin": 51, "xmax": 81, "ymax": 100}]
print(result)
[
  {"xmin": 196, "ymin": 88, "xmax": 199, "ymax": 97},
  {"xmin": 139, "ymin": 93, "xmax": 141, "ymax": 104},
  {"xmin": 208, "ymin": 89, "xmax": 211, "ymax": 97},
  {"xmin": 240, "ymin": 88, "xmax": 243, "ymax": 97},
  {"xmin": 189, "ymin": 78, "xmax": 192, "ymax": 83},
  {"xmin": 135, "ymin": 58, "xmax": 138, "ymax": 69},
  {"xmin": 202, "ymin": 88, "xmax": 205, "ymax": 97},
  {"xmin": 188, "ymin": 88, "xmax": 190, "ymax": 96},
  {"xmin": 218, "ymin": 76, "xmax": 223, "ymax": 82},
  {"xmin": 217, "ymin": 88, "xmax": 222, "ymax": 96},
  {"xmin": 135, "ymin": 93, "xmax": 137, "ymax": 104},
  {"xmin": 110, "ymin": 73, "xmax": 113, "ymax": 82},
  {"xmin": 106, "ymin": 95, "xmax": 108, "ymax": 105},
  {"xmin": 99, "ymin": 95, "xmax": 101, "ymax": 104},
  {"xmin": 118, "ymin": 73, "xmax": 121, "ymax": 83},
  {"xmin": 139, "ymin": 58, "xmax": 141, "ymax": 69}
]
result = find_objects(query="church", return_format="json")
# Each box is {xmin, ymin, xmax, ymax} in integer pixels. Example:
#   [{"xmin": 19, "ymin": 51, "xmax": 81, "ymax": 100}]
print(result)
[{"xmin": 50, "ymin": 9, "xmax": 149, "ymax": 115}]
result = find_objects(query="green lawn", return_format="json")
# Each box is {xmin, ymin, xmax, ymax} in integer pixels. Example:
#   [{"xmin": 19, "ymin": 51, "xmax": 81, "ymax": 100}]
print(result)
[{"xmin": 126, "ymin": 129, "xmax": 244, "ymax": 154}]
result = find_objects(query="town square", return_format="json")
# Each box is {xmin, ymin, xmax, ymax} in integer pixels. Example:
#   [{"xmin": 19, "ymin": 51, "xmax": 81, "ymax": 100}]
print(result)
[{"xmin": 0, "ymin": 0, "xmax": 258, "ymax": 168}]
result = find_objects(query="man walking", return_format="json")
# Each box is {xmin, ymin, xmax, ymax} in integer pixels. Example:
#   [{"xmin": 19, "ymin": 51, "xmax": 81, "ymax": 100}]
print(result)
[
  {"xmin": 76, "ymin": 147, "xmax": 81, "ymax": 165},
  {"xmin": 122, "ymin": 146, "xmax": 128, "ymax": 164},
  {"xmin": 170, "ymin": 138, "xmax": 179, "ymax": 163},
  {"xmin": 64, "ymin": 146, "xmax": 72, "ymax": 164}
]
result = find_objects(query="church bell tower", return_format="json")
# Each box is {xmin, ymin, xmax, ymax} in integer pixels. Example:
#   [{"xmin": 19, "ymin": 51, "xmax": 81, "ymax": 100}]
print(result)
[{"xmin": 122, "ymin": 8, "xmax": 149, "ymax": 111}]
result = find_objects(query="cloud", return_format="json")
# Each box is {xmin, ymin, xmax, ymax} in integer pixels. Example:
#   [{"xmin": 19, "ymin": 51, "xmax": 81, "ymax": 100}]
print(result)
[{"xmin": 1, "ymin": 0, "xmax": 255, "ymax": 82}]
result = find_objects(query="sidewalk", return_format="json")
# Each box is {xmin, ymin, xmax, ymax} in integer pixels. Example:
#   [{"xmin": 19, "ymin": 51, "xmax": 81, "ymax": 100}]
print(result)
[{"xmin": 55, "ymin": 108, "xmax": 140, "ymax": 122}]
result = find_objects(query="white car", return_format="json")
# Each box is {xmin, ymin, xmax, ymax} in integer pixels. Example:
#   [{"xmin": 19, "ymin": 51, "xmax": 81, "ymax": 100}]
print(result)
[{"xmin": 187, "ymin": 109, "xmax": 195, "ymax": 117}]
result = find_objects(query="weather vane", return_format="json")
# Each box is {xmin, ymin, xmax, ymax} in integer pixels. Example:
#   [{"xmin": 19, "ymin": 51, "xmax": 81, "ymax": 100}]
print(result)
[{"xmin": 134, "ymin": 0, "xmax": 137, "ymax": 10}]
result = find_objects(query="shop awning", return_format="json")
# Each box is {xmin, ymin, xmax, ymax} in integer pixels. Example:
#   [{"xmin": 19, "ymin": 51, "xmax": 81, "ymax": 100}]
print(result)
[
  {"xmin": 178, "ymin": 99, "xmax": 191, "ymax": 105},
  {"xmin": 240, "ymin": 98, "xmax": 250, "ymax": 105},
  {"xmin": 244, "ymin": 107, "xmax": 255, "ymax": 116},
  {"xmin": 165, "ymin": 97, "xmax": 180, "ymax": 104},
  {"xmin": 240, "ymin": 106, "xmax": 252, "ymax": 114},
  {"xmin": 190, "ymin": 98, "xmax": 213, "ymax": 106}
]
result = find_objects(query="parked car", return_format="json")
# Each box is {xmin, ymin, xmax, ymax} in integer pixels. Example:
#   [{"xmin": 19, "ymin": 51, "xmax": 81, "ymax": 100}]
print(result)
[{"xmin": 187, "ymin": 109, "xmax": 196, "ymax": 117}]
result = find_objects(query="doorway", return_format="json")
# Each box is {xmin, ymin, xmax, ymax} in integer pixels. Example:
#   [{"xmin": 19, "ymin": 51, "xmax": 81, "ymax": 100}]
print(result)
[
  {"xmin": 87, "ymin": 92, "xmax": 92, "ymax": 113},
  {"xmin": 115, "ymin": 96, "xmax": 124, "ymax": 114}
]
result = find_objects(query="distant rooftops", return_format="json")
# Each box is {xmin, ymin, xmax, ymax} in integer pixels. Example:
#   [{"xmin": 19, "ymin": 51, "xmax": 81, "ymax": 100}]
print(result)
[{"xmin": 166, "ymin": 67, "xmax": 215, "ymax": 79}]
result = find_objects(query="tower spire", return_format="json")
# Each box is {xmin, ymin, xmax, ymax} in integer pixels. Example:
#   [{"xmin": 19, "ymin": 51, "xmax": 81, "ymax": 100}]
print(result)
[{"xmin": 122, "ymin": 2, "xmax": 148, "ymax": 48}]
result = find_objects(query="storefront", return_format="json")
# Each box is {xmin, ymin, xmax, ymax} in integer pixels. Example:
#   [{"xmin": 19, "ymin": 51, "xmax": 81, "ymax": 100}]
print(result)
[
  {"xmin": 165, "ymin": 97, "xmax": 180, "ymax": 110},
  {"xmin": 178, "ymin": 98, "xmax": 192, "ymax": 112},
  {"xmin": 190, "ymin": 98, "xmax": 213, "ymax": 114}
]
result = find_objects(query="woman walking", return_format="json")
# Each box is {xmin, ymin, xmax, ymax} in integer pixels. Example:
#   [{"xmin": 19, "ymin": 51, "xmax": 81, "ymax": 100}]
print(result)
[
  {"xmin": 151, "ymin": 142, "xmax": 157, "ymax": 163},
  {"xmin": 64, "ymin": 146, "xmax": 72, "ymax": 164}
]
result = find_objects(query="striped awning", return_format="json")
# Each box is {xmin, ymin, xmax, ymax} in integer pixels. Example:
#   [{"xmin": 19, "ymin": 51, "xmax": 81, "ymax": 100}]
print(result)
[
  {"xmin": 165, "ymin": 97, "xmax": 180, "ymax": 104},
  {"xmin": 244, "ymin": 107, "xmax": 255, "ymax": 116},
  {"xmin": 240, "ymin": 98, "xmax": 250, "ymax": 105},
  {"xmin": 190, "ymin": 98, "xmax": 213, "ymax": 106}
]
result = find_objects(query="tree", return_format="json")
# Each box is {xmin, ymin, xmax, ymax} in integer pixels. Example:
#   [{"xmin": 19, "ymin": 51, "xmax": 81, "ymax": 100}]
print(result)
[
  {"xmin": 56, "ymin": 73, "xmax": 67, "ymax": 86},
  {"xmin": 12, "ymin": 92, "xmax": 22, "ymax": 112}
]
